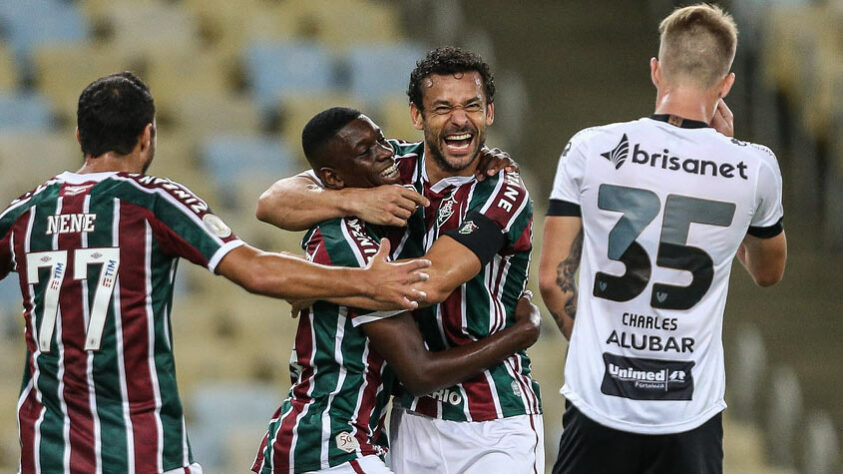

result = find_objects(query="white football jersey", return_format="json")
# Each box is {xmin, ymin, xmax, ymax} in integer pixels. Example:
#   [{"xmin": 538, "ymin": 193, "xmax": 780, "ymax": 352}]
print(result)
[{"xmin": 550, "ymin": 116, "xmax": 784, "ymax": 434}]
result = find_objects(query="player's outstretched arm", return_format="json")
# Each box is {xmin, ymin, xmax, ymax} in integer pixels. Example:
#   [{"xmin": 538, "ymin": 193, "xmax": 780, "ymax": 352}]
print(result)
[
  {"xmin": 255, "ymin": 172, "xmax": 428, "ymax": 230},
  {"xmin": 737, "ymin": 231, "xmax": 787, "ymax": 287},
  {"xmin": 539, "ymin": 216, "xmax": 583, "ymax": 340},
  {"xmin": 217, "ymin": 239, "xmax": 430, "ymax": 309},
  {"xmin": 362, "ymin": 291, "xmax": 541, "ymax": 396}
]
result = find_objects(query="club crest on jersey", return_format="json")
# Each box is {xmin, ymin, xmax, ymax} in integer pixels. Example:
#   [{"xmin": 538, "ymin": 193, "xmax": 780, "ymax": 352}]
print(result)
[
  {"xmin": 335, "ymin": 432, "xmax": 360, "ymax": 453},
  {"xmin": 437, "ymin": 195, "xmax": 457, "ymax": 227},
  {"xmin": 459, "ymin": 220, "xmax": 479, "ymax": 235},
  {"xmin": 202, "ymin": 214, "xmax": 231, "ymax": 238}
]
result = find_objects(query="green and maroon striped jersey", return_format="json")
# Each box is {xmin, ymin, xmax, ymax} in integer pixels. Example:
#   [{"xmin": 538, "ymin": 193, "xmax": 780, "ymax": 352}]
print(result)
[
  {"xmin": 0, "ymin": 171, "xmax": 243, "ymax": 474},
  {"xmin": 387, "ymin": 140, "xmax": 542, "ymax": 422},
  {"xmin": 251, "ymin": 217, "xmax": 397, "ymax": 474}
]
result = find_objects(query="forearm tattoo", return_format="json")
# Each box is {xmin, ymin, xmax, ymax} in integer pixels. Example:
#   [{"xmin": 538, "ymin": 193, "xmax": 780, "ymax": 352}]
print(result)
[{"xmin": 555, "ymin": 229, "xmax": 584, "ymax": 322}]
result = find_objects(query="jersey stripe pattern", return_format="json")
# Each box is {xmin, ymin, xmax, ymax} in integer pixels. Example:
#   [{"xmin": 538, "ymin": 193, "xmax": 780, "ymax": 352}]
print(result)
[
  {"xmin": 551, "ymin": 118, "xmax": 784, "ymax": 434},
  {"xmin": 251, "ymin": 217, "xmax": 394, "ymax": 474},
  {"xmin": 0, "ymin": 171, "xmax": 242, "ymax": 473},
  {"xmin": 388, "ymin": 140, "xmax": 542, "ymax": 422}
]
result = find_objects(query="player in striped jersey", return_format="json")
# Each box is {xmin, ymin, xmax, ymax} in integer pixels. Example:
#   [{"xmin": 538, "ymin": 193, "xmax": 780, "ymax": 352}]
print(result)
[
  {"xmin": 539, "ymin": 5, "xmax": 787, "ymax": 473},
  {"xmin": 257, "ymin": 48, "xmax": 543, "ymax": 473},
  {"xmin": 251, "ymin": 107, "xmax": 542, "ymax": 474},
  {"xmin": 0, "ymin": 72, "xmax": 430, "ymax": 474}
]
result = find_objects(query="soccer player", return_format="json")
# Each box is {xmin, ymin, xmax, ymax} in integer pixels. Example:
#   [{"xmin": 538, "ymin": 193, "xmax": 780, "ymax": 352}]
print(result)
[
  {"xmin": 0, "ymin": 72, "xmax": 430, "ymax": 474},
  {"xmin": 257, "ymin": 47, "xmax": 543, "ymax": 474},
  {"xmin": 538, "ymin": 5, "xmax": 787, "ymax": 473},
  {"xmin": 251, "ymin": 107, "xmax": 542, "ymax": 474}
]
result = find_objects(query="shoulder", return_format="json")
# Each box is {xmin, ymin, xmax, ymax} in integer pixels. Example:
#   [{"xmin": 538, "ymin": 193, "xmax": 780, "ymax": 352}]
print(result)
[
  {"xmin": 387, "ymin": 138, "xmax": 423, "ymax": 158},
  {"xmin": 107, "ymin": 173, "xmax": 213, "ymax": 217},
  {"xmin": 306, "ymin": 217, "xmax": 380, "ymax": 268},
  {"xmin": 0, "ymin": 177, "xmax": 62, "ymax": 228}
]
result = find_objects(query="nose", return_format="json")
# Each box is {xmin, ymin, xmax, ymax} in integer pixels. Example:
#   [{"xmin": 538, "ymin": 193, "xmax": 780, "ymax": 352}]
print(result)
[
  {"xmin": 448, "ymin": 108, "xmax": 469, "ymax": 126},
  {"xmin": 376, "ymin": 142, "xmax": 394, "ymax": 161}
]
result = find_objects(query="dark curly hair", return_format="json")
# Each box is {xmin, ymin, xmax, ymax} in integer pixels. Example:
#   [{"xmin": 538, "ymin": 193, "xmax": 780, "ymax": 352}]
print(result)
[
  {"xmin": 407, "ymin": 47, "xmax": 495, "ymax": 111},
  {"xmin": 77, "ymin": 71, "xmax": 155, "ymax": 156}
]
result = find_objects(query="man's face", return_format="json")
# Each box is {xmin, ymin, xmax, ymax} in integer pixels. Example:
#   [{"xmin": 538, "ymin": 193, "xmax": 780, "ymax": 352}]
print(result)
[
  {"xmin": 323, "ymin": 115, "xmax": 400, "ymax": 189},
  {"xmin": 412, "ymin": 71, "xmax": 494, "ymax": 175}
]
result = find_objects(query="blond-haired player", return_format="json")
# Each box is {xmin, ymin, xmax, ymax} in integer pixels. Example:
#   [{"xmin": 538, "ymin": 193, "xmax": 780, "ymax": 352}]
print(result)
[{"xmin": 540, "ymin": 5, "xmax": 786, "ymax": 473}]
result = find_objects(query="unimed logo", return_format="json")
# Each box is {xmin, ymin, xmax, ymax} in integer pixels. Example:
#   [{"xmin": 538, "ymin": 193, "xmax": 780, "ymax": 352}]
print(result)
[
  {"xmin": 601, "ymin": 353, "xmax": 695, "ymax": 401},
  {"xmin": 601, "ymin": 134, "xmax": 749, "ymax": 180}
]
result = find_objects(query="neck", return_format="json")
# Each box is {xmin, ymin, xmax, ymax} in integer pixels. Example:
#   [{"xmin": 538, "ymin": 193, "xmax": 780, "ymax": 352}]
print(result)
[
  {"xmin": 423, "ymin": 143, "xmax": 477, "ymax": 185},
  {"xmin": 653, "ymin": 84, "xmax": 718, "ymax": 124},
  {"xmin": 76, "ymin": 152, "xmax": 144, "ymax": 175}
]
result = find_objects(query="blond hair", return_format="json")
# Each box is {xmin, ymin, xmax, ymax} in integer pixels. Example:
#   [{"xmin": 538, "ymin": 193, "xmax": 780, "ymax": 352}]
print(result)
[{"xmin": 658, "ymin": 3, "xmax": 738, "ymax": 88}]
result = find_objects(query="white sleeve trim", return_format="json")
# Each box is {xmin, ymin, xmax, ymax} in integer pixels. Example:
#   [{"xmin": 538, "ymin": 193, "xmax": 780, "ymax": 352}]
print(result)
[
  {"xmin": 351, "ymin": 310, "xmax": 404, "ymax": 327},
  {"xmin": 207, "ymin": 239, "xmax": 245, "ymax": 273}
]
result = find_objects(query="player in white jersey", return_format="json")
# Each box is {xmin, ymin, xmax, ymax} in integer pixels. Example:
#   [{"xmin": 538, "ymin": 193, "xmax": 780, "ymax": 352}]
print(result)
[{"xmin": 539, "ymin": 4, "xmax": 787, "ymax": 473}]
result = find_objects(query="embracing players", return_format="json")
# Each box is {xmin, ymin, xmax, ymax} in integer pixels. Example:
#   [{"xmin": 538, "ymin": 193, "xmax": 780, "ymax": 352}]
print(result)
[
  {"xmin": 539, "ymin": 4, "xmax": 787, "ymax": 473},
  {"xmin": 0, "ymin": 72, "xmax": 429, "ymax": 474},
  {"xmin": 257, "ymin": 48, "xmax": 544, "ymax": 473}
]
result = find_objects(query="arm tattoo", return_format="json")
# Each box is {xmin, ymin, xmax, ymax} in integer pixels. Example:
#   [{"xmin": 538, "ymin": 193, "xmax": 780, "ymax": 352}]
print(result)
[{"xmin": 555, "ymin": 229, "xmax": 584, "ymax": 321}]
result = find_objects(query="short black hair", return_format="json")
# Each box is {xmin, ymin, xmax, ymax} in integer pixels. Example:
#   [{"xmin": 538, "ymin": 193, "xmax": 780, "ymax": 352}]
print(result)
[
  {"xmin": 301, "ymin": 107, "xmax": 362, "ymax": 168},
  {"xmin": 77, "ymin": 71, "xmax": 155, "ymax": 156},
  {"xmin": 407, "ymin": 47, "xmax": 495, "ymax": 111}
]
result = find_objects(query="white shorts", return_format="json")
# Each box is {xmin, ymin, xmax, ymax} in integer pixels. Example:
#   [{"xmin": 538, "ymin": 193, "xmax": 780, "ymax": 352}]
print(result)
[
  {"xmin": 388, "ymin": 407, "xmax": 544, "ymax": 474},
  {"xmin": 163, "ymin": 463, "xmax": 202, "ymax": 474},
  {"xmin": 302, "ymin": 455, "xmax": 392, "ymax": 473}
]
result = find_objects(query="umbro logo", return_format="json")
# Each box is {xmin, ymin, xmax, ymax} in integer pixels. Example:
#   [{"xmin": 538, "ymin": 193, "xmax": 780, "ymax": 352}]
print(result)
[{"xmin": 601, "ymin": 134, "xmax": 629, "ymax": 169}]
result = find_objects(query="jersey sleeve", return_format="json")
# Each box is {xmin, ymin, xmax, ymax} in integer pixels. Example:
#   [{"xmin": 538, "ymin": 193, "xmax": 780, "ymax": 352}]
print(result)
[
  {"xmin": 308, "ymin": 217, "xmax": 403, "ymax": 327},
  {"xmin": 548, "ymin": 129, "xmax": 591, "ymax": 215},
  {"xmin": 443, "ymin": 170, "xmax": 533, "ymax": 266},
  {"xmin": 141, "ymin": 178, "xmax": 244, "ymax": 273},
  {"xmin": 748, "ymin": 146, "xmax": 784, "ymax": 238},
  {"xmin": 0, "ymin": 227, "xmax": 12, "ymax": 279}
]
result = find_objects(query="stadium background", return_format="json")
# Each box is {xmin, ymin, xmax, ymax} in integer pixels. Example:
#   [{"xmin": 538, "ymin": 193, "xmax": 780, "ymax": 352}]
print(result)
[{"xmin": 0, "ymin": 0, "xmax": 840, "ymax": 472}]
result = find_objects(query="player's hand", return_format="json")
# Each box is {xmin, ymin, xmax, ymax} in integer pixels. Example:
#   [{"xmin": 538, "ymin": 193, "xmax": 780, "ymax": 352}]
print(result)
[
  {"xmin": 711, "ymin": 99, "xmax": 734, "ymax": 138},
  {"xmin": 475, "ymin": 147, "xmax": 519, "ymax": 181},
  {"xmin": 288, "ymin": 298, "xmax": 315, "ymax": 318},
  {"xmin": 513, "ymin": 290, "xmax": 541, "ymax": 348},
  {"xmin": 364, "ymin": 239, "xmax": 430, "ymax": 310},
  {"xmin": 348, "ymin": 185, "xmax": 429, "ymax": 227}
]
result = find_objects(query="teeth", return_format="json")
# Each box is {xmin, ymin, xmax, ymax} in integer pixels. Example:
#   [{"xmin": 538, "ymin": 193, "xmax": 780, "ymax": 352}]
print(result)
[
  {"xmin": 380, "ymin": 163, "xmax": 398, "ymax": 176},
  {"xmin": 446, "ymin": 133, "xmax": 472, "ymax": 141}
]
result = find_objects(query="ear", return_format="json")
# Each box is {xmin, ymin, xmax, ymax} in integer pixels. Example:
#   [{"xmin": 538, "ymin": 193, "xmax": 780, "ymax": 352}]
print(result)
[
  {"xmin": 410, "ymin": 103, "xmax": 424, "ymax": 131},
  {"xmin": 75, "ymin": 127, "xmax": 81, "ymax": 145},
  {"xmin": 650, "ymin": 57, "xmax": 661, "ymax": 88},
  {"xmin": 485, "ymin": 102, "xmax": 495, "ymax": 126},
  {"xmin": 718, "ymin": 72, "xmax": 735, "ymax": 99},
  {"xmin": 139, "ymin": 123, "xmax": 154, "ymax": 151},
  {"xmin": 319, "ymin": 167, "xmax": 344, "ymax": 190}
]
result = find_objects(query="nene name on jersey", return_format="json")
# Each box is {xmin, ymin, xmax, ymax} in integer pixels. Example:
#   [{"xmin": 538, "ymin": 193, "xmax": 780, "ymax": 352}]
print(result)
[
  {"xmin": 550, "ymin": 116, "xmax": 784, "ymax": 434},
  {"xmin": 0, "ymin": 171, "xmax": 243, "ymax": 473},
  {"xmin": 388, "ymin": 140, "xmax": 542, "ymax": 423}
]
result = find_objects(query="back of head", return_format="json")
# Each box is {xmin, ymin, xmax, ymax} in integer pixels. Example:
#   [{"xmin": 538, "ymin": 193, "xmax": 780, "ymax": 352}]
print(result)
[
  {"xmin": 407, "ymin": 46, "xmax": 495, "ymax": 110},
  {"xmin": 77, "ymin": 71, "xmax": 155, "ymax": 157},
  {"xmin": 658, "ymin": 4, "xmax": 738, "ymax": 89},
  {"xmin": 301, "ymin": 107, "xmax": 362, "ymax": 170}
]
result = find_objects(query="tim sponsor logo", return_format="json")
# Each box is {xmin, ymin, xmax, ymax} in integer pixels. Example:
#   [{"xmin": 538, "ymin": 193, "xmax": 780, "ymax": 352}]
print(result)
[
  {"xmin": 601, "ymin": 134, "xmax": 749, "ymax": 179},
  {"xmin": 600, "ymin": 352, "xmax": 694, "ymax": 401}
]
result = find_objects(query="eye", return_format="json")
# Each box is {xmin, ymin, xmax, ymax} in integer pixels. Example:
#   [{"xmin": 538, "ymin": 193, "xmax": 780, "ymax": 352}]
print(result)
[
  {"xmin": 464, "ymin": 103, "xmax": 483, "ymax": 113},
  {"xmin": 434, "ymin": 106, "xmax": 451, "ymax": 115}
]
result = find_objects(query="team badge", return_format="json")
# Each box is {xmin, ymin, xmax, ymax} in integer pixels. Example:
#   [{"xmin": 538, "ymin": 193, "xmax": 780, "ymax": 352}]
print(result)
[
  {"xmin": 510, "ymin": 381, "xmax": 522, "ymax": 397},
  {"xmin": 437, "ymin": 195, "xmax": 456, "ymax": 227},
  {"xmin": 458, "ymin": 220, "xmax": 479, "ymax": 235},
  {"xmin": 335, "ymin": 432, "xmax": 360, "ymax": 453},
  {"xmin": 202, "ymin": 214, "xmax": 232, "ymax": 238}
]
